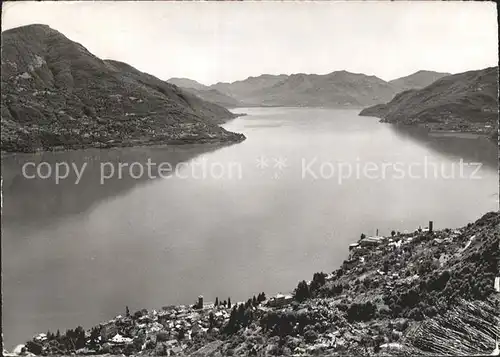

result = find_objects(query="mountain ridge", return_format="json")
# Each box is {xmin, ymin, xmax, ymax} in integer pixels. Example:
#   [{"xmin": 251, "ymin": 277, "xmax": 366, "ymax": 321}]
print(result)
[
  {"xmin": 167, "ymin": 78, "xmax": 242, "ymax": 108},
  {"xmin": 17, "ymin": 211, "xmax": 500, "ymax": 356},
  {"xmin": 171, "ymin": 70, "xmax": 452, "ymax": 108},
  {"xmin": 388, "ymin": 70, "xmax": 451, "ymax": 92},
  {"xmin": 359, "ymin": 67, "xmax": 499, "ymax": 138}
]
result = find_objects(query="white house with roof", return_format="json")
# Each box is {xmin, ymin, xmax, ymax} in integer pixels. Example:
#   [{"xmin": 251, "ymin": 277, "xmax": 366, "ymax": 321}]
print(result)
[
  {"xmin": 359, "ymin": 236, "xmax": 385, "ymax": 247},
  {"xmin": 110, "ymin": 333, "xmax": 133, "ymax": 345},
  {"xmin": 267, "ymin": 293, "xmax": 293, "ymax": 307}
]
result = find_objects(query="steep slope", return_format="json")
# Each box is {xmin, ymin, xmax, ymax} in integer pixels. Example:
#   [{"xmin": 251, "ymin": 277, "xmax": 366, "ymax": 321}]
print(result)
[
  {"xmin": 389, "ymin": 70, "xmax": 451, "ymax": 92},
  {"xmin": 1, "ymin": 24, "xmax": 244, "ymax": 152},
  {"xmin": 360, "ymin": 67, "xmax": 499, "ymax": 136}
]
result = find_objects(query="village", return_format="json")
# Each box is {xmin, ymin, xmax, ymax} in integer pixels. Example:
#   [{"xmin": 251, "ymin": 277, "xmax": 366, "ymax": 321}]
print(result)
[{"xmin": 9, "ymin": 213, "xmax": 499, "ymax": 356}]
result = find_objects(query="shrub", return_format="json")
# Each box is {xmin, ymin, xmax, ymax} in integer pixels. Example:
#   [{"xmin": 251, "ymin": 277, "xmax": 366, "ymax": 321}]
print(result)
[
  {"xmin": 156, "ymin": 332, "xmax": 168, "ymax": 342},
  {"xmin": 408, "ymin": 307, "xmax": 424, "ymax": 321},
  {"xmin": 304, "ymin": 329, "xmax": 318, "ymax": 343},
  {"xmin": 26, "ymin": 341, "xmax": 43, "ymax": 355},
  {"xmin": 346, "ymin": 302, "xmax": 377, "ymax": 322}
]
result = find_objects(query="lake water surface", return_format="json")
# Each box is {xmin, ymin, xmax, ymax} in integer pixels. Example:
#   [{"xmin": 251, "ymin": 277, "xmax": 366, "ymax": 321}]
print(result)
[{"xmin": 2, "ymin": 108, "xmax": 498, "ymax": 348}]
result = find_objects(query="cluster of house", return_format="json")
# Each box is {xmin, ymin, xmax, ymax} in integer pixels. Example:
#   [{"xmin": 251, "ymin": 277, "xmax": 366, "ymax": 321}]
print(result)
[
  {"xmin": 349, "ymin": 221, "xmax": 436, "ymax": 256},
  {"xmin": 94, "ymin": 292, "xmax": 297, "ymax": 352}
]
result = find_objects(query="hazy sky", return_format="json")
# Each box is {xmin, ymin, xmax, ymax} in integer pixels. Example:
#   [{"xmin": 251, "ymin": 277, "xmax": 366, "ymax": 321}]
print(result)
[{"xmin": 2, "ymin": 1, "xmax": 498, "ymax": 85}]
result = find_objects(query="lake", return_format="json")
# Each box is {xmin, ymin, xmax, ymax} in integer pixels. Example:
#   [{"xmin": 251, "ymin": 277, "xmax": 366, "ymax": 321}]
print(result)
[{"xmin": 2, "ymin": 108, "xmax": 498, "ymax": 349}]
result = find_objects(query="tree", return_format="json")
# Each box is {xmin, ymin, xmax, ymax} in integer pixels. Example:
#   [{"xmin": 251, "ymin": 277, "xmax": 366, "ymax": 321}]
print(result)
[
  {"xmin": 294, "ymin": 280, "xmax": 310, "ymax": 302},
  {"xmin": 310, "ymin": 272, "xmax": 327, "ymax": 296},
  {"xmin": 304, "ymin": 328, "xmax": 318, "ymax": 343},
  {"xmin": 89, "ymin": 327, "xmax": 100, "ymax": 348},
  {"xmin": 252, "ymin": 295, "xmax": 257, "ymax": 306},
  {"xmin": 226, "ymin": 306, "xmax": 238, "ymax": 334},
  {"xmin": 374, "ymin": 335, "xmax": 384, "ymax": 353},
  {"xmin": 408, "ymin": 307, "xmax": 424, "ymax": 321},
  {"xmin": 360, "ymin": 233, "xmax": 366, "ymax": 240},
  {"xmin": 157, "ymin": 332, "xmax": 168, "ymax": 342},
  {"xmin": 237, "ymin": 304, "xmax": 246, "ymax": 324},
  {"xmin": 215, "ymin": 297, "xmax": 219, "ymax": 307},
  {"xmin": 126, "ymin": 305, "xmax": 130, "ymax": 317},
  {"xmin": 383, "ymin": 261, "xmax": 390, "ymax": 274},
  {"xmin": 391, "ymin": 230, "xmax": 396, "ymax": 237},
  {"xmin": 347, "ymin": 302, "xmax": 377, "ymax": 322},
  {"xmin": 312, "ymin": 272, "xmax": 326, "ymax": 286},
  {"xmin": 178, "ymin": 328, "xmax": 186, "ymax": 340},
  {"xmin": 257, "ymin": 292, "xmax": 266, "ymax": 303},
  {"xmin": 329, "ymin": 283, "xmax": 343, "ymax": 296},
  {"xmin": 75, "ymin": 326, "xmax": 86, "ymax": 349},
  {"xmin": 228, "ymin": 297, "xmax": 232, "ymax": 309},
  {"xmin": 209, "ymin": 312, "xmax": 216, "ymax": 329},
  {"xmin": 26, "ymin": 341, "xmax": 43, "ymax": 355}
]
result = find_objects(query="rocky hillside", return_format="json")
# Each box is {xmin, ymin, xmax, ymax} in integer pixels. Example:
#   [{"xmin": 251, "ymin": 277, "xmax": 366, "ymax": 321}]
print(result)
[
  {"xmin": 360, "ymin": 67, "xmax": 499, "ymax": 137},
  {"xmin": 18, "ymin": 212, "xmax": 500, "ymax": 356},
  {"xmin": 1, "ymin": 25, "xmax": 245, "ymax": 153},
  {"xmin": 388, "ymin": 70, "xmax": 451, "ymax": 92}
]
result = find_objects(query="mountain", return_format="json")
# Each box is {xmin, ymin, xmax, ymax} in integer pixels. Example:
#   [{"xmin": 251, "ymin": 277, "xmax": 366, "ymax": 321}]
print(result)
[
  {"xmin": 210, "ymin": 74, "xmax": 289, "ymax": 101},
  {"xmin": 167, "ymin": 78, "xmax": 242, "ymax": 108},
  {"xmin": 389, "ymin": 70, "xmax": 451, "ymax": 92},
  {"xmin": 167, "ymin": 70, "xmax": 452, "ymax": 109},
  {"xmin": 242, "ymin": 71, "xmax": 400, "ymax": 107},
  {"xmin": 360, "ymin": 67, "xmax": 499, "ymax": 137},
  {"xmin": 184, "ymin": 88, "xmax": 242, "ymax": 108},
  {"xmin": 209, "ymin": 71, "xmax": 439, "ymax": 108},
  {"xmin": 1, "ymin": 25, "xmax": 245, "ymax": 152},
  {"xmin": 167, "ymin": 77, "xmax": 208, "ymax": 91}
]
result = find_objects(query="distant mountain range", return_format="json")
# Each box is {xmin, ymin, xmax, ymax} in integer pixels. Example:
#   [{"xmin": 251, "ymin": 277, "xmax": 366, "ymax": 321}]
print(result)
[
  {"xmin": 388, "ymin": 70, "xmax": 451, "ymax": 92},
  {"xmin": 167, "ymin": 78, "xmax": 242, "ymax": 108},
  {"xmin": 1, "ymin": 25, "xmax": 244, "ymax": 152},
  {"xmin": 169, "ymin": 70, "xmax": 450, "ymax": 108},
  {"xmin": 359, "ymin": 67, "xmax": 499, "ymax": 138}
]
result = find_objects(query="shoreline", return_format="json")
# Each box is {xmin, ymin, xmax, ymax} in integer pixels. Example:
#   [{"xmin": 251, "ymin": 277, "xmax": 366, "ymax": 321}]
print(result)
[
  {"xmin": 360, "ymin": 113, "xmax": 497, "ymax": 142},
  {"xmin": 0, "ymin": 133, "xmax": 246, "ymax": 157},
  {"xmin": 358, "ymin": 111, "xmax": 498, "ymax": 142}
]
